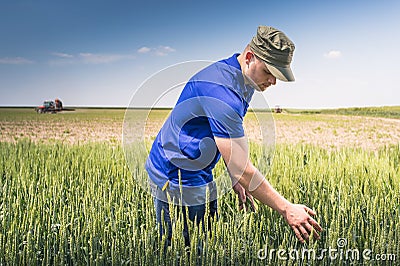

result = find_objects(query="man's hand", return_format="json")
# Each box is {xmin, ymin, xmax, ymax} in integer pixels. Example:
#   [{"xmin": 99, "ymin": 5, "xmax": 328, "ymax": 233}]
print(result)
[
  {"xmin": 232, "ymin": 182, "xmax": 255, "ymax": 212},
  {"xmin": 282, "ymin": 203, "xmax": 322, "ymax": 243}
]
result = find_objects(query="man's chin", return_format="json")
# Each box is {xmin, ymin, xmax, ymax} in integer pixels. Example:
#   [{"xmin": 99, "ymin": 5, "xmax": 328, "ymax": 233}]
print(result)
[{"xmin": 256, "ymin": 84, "xmax": 269, "ymax": 92}]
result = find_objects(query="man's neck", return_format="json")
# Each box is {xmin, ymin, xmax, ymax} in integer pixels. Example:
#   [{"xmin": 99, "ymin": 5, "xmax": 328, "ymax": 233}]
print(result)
[{"xmin": 236, "ymin": 53, "xmax": 246, "ymax": 73}]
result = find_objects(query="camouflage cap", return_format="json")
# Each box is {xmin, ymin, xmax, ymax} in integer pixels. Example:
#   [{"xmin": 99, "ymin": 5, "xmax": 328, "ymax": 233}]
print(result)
[{"xmin": 250, "ymin": 25, "xmax": 295, "ymax": 82}]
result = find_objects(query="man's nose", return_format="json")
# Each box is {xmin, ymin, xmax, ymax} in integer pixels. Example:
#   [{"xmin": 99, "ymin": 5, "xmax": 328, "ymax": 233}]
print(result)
[{"xmin": 268, "ymin": 76, "xmax": 276, "ymax": 85}]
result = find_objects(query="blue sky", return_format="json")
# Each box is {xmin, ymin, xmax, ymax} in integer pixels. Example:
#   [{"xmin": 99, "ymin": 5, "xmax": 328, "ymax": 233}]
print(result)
[{"xmin": 0, "ymin": 0, "xmax": 399, "ymax": 108}]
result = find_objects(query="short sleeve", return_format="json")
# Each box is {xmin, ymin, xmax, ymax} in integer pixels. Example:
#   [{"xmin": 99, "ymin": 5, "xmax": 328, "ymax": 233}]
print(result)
[{"xmin": 200, "ymin": 84, "xmax": 245, "ymax": 138}]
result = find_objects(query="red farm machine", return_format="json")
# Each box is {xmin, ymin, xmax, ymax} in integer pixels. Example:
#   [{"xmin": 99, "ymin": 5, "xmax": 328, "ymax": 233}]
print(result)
[{"xmin": 35, "ymin": 98, "xmax": 63, "ymax": 114}]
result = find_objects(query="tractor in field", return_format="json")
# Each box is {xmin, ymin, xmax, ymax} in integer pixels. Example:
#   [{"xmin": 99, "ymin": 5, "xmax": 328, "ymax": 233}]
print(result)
[
  {"xmin": 274, "ymin": 105, "xmax": 282, "ymax": 113},
  {"xmin": 35, "ymin": 98, "xmax": 63, "ymax": 114}
]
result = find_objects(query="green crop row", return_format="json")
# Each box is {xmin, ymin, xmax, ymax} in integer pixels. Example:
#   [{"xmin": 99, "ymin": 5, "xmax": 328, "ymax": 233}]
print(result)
[
  {"xmin": 0, "ymin": 140, "xmax": 398, "ymax": 265},
  {"xmin": 285, "ymin": 106, "xmax": 400, "ymax": 119}
]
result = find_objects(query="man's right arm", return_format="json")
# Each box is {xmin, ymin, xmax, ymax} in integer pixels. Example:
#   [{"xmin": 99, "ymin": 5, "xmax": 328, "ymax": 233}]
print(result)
[{"xmin": 214, "ymin": 136, "xmax": 322, "ymax": 243}]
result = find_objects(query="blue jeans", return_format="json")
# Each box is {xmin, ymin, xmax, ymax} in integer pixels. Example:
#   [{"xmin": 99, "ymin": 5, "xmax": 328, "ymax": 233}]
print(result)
[{"xmin": 152, "ymin": 185, "xmax": 218, "ymax": 247}]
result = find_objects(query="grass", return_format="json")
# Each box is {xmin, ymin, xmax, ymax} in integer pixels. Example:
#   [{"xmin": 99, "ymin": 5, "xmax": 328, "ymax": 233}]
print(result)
[{"xmin": 285, "ymin": 106, "xmax": 400, "ymax": 119}]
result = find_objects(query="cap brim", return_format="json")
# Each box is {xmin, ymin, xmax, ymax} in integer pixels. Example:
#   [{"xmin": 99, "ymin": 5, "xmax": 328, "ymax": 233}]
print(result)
[{"xmin": 265, "ymin": 62, "xmax": 295, "ymax": 82}]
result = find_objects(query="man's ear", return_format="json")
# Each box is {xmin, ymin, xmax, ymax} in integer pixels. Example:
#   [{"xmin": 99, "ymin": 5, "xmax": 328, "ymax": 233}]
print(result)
[{"xmin": 245, "ymin": 51, "xmax": 254, "ymax": 65}]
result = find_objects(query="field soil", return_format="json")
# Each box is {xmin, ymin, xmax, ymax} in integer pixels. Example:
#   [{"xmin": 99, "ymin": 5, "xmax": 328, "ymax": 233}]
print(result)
[
  {"xmin": 273, "ymin": 114, "xmax": 400, "ymax": 150},
  {"xmin": 1, "ymin": 109, "xmax": 399, "ymax": 150}
]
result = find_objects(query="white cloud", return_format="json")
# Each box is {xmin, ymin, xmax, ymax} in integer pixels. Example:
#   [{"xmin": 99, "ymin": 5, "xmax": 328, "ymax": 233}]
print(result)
[
  {"xmin": 159, "ymin": 46, "xmax": 175, "ymax": 53},
  {"xmin": 154, "ymin": 46, "xmax": 176, "ymax": 56},
  {"xmin": 48, "ymin": 52, "xmax": 136, "ymax": 65},
  {"xmin": 48, "ymin": 59, "xmax": 75, "ymax": 66},
  {"xmin": 79, "ymin": 53, "xmax": 131, "ymax": 64},
  {"xmin": 52, "ymin": 52, "xmax": 74, "ymax": 58},
  {"xmin": 0, "ymin": 57, "xmax": 34, "ymax": 64},
  {"xmin": 137, "ymin": 45, "xmax": 176, "ymax": 56},
  {"xmin": 137, "ymin": 46, "xmax": 151, "ymax": 53},
  {"xmin": 79, "ymin": 53, "xmax": 136, "ymax": 64},
  {"xmin": 324, "ymin": 50, "xmax": 342, "ymax": 59}
]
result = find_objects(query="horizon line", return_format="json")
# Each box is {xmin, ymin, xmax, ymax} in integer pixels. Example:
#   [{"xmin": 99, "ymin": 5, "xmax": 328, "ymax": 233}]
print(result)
[{"xmin": 0, "ymin": 105, "xmax": 399, "ymax": 110}]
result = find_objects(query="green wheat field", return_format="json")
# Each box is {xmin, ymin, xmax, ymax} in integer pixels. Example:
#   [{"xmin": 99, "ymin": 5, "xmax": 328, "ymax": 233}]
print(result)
[{"xmin": 0, "ymin": 107, "xmax": 399, "ymax": 265}]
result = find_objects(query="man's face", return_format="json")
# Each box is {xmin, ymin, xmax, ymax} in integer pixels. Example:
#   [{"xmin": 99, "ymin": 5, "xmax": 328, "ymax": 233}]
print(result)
[{"xmin": 244, "ymin": 53, "xmax": 277, "ymax": 92}]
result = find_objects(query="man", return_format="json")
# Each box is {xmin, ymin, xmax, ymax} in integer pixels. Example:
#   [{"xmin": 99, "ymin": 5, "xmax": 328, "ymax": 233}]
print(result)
[{"xmin": 146, "ymin": 25, "xmax": 322, "ymax": 247}]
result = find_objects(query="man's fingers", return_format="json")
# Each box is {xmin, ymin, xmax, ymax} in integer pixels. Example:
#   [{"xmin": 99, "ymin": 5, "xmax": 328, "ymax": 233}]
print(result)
[
  {"xmin": 299, "ymin": 226, "xmax": 310, "ymax": 241},
  {"xmin": 292, "ymin": 226, "xmax": 305, "ymax": 243},
  {"xmin": 246, "ymin": 195, "xmax": 256, "ymax": 212},
  {"xmin": 308, "ymin": 217, "xmax": 323, "ymax": 232},
  {"xmin": 237, "ymin": 188, "xmax": 246, "ymax": 202},
  {"xmin": 286, "ymin": 204, "xmax": 322, "ymax": 243},
  {"xmin": 304, "ymin": 206, "xmax": 323, "ymax": 234},
  {"xmin": 303, "ymin": 223, "xmax": 313, "ymax": 233},
  {"xmin": 295, "ymin": 223, "xmax": 321, "ymax": 243},
  {"xmin": 241, "ymin": 194, "xmax": 246, "ymax": 202},
  {"xmin": 304, "ymin": 206, "xmax": 316, "ymax": 216},
  {"xmin": 303, "ymin": 222, "xmax": 320, "ymax": 240},
  {"xmin": 238, "ymin": 199, "xmax": 244, "ymax": 211}
]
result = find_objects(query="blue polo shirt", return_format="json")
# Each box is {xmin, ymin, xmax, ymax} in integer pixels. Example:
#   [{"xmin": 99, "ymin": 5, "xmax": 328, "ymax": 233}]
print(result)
[{"xmin": 146, "ymin": 54, "xmax": 254, "ymax": 189}]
